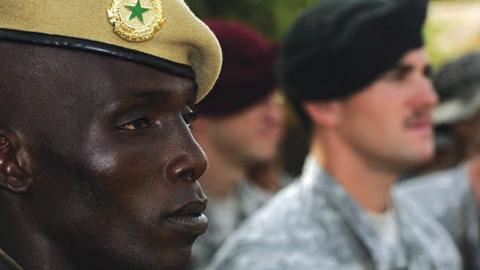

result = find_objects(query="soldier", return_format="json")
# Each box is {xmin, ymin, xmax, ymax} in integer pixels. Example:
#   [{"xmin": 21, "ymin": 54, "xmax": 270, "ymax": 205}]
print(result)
[
  {"xmin": 190, "ymin": 19, "xmax": 283, "ymax": 269},
  {"xmin": 398, "ymin": 51, "xmax": 480, "ymax": 270},
  {"xmin": 209, "ymin": 0, "xmax": 462, "ymax": 269},
  {"xmin": 0, "ymin": 0, "xmax": 221, "ymax": 269}
]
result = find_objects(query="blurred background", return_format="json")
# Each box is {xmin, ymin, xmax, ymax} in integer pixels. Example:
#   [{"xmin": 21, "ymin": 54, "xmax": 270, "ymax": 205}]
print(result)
[
  {"xmin": 187, "ymin": 0, "xmax": 480, "ymax": 177},
  {"xmin": 187, "ymin": 2, "xmax": 480, "ymax": 269},
  {"xmin": 187, "ymin": 0, "xmax": 480, "ymax": 68}
]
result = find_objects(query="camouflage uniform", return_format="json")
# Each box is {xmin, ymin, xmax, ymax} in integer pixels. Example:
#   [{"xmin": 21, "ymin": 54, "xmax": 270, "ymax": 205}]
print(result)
[
  {"xmin": 191, "ymin": 181, "xmax": 273, "ymax": 269},
  {"xmin": 397, "ymin": 164, "xmax": 480, "ymax": 270},
  {"xmin": 208, "ymin": 157, "xmax": 462, "ymax": 270},
  {"xmin": 0, "ymin": 249, "xmax": 22, "ymax": 270}
]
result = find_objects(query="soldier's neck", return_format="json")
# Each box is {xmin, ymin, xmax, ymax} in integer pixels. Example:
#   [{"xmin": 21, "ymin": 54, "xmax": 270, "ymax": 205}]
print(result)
[
  {"xmin": 0, "ymin": 195, "xmax": 76, "ymax": 270},
  {"xmin": 467, "ymin": 157, "xmax": 480, "ymax": 203},
  {"xmin": 311, "ymin": 137, "xmax": 396, "ymax": 213}
]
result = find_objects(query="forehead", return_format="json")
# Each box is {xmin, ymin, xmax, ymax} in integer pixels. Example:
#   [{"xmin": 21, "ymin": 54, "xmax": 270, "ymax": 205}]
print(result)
[
  {"xmin": 339, "ymin": 48, "xmax": 429, "ymax": 104},
  {"xmin": 399, "ymin": 47, "xmax": 427, "ymax": 66},
  {"xmin": 0, "ymin": 42, "xmax": 196, "ymax": 109}
]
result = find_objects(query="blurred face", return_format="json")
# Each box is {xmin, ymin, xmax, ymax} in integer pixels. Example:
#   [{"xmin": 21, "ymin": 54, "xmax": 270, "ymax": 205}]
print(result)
[
  {"xmin": 1, "ymin": 44, "xmax": 208, "ymax": 270},
  {"xmin": 207, "ymin": 93, "xmax": 284, "ymax": 167},
  {"xmin": 335, "ymin": 48, "xmax": 438, "ymax": 171},
  {"xmin": 456, "ymin": 111, "xmax": 480, "ymax": 157}
]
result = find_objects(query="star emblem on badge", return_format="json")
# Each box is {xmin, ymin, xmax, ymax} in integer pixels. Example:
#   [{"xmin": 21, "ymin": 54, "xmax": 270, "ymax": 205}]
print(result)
[
  {"xmin": 125, "ymin": 0, "xmax": 150, "ymax": 23},
  {"xmin": 107, "ymin": 0, "xmax": 166, "ymax": 42}
]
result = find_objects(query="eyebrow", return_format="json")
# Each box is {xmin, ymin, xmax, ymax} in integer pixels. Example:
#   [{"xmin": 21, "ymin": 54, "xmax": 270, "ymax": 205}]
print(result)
[
  {"xmin": 108, "ymin": 85, "xmax": 198, "ymax": 111},
  {"xmin": 392, "ymin": 63, "xmax": 413, "ymax": 75},
  {"xmin": 111, "ymin": 90, "xmax": 169, "ymax": 108},
  {"xmin": 387, "ymin": 62, "xmax": 431, "ymax": 78}
]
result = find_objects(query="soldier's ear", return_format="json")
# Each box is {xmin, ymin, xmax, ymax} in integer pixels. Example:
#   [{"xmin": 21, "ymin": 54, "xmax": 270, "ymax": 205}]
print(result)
[
  {"xmin": 0, "ymin": 132, "xmax": 30, "ymax": 193},
  {"xmin": 303, "ymin": 100, "xmax": 341, "ymax": 128}
]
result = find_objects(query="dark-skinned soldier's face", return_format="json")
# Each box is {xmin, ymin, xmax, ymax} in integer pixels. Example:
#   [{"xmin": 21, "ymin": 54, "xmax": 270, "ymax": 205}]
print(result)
[{"xmin": 0, "ymin": 42, "xmax": 208, "ymax": 270}]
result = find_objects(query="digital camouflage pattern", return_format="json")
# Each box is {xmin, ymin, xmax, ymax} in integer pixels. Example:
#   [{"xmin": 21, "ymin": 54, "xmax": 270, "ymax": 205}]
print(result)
[
  {"xmin": 397, "ymin": 164, "xmax": 480, "ymax": 270},
  {"xmin": 208, "ymin": 157, "xmax": 462, "ymax": 270},
  {"xmin": 191, "ymin": 181, "xmax": 273, "ymax": 269}
]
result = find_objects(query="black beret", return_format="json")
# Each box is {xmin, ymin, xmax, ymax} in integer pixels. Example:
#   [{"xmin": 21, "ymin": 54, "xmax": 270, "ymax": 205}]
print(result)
[{"xmin": 278, "ymin": 0, "xmax": 428, "ymax": 101}]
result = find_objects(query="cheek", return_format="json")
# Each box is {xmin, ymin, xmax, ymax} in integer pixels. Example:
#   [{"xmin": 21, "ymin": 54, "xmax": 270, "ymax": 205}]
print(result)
[
  {"xmin": 31, "ymin": 146, "xmax": 166, "ymax": 240},
  {"xmin": 28, "ymin": 150, "xmax": 109, "ymax": 242},
  {"xmin": 361, "ymin": 101, "xmax": 404, "ymax": 133},
  {"xmin": 340, "ymin": 105, "xmax": 386, "ymax": 134},
  {"xmin": 83, "ymin": 123, "xmax": 169, "ymax": 190},
  {"xmin": 225, "ymin": 125, "xmax": 257, "ymax": 147},
  {"xmin": 82, "ymin": 144, "xmax": 168, "ymax": 206},
  {"xmin": 344, "ymin": 86, "xmax": 410, "ymax": 133},
  {"xmin": 338, "ymin": 102, "xmax": 408, "ymax": 151}
]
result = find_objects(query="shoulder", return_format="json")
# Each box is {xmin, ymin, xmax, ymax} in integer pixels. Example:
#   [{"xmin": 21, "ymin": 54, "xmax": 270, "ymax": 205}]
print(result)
[
  {"xmin": 208, "ymin": 180, "xmax": 366, "ymax": 270},
  {"xmin": 393, "ymin": 192, "xmax": 463, "ymax": 268},
  {"xmin": 395, "ymin": 165, "xmax": 470, "ymax": 217},
  {"xmin": 397, "ymin": 165, "xmax": 468, "ymax": 192},
  {"xmin": 397, "ymin": 166, "xmax": 467, "ymax": 194},
  {"xmin": 218, "ymin": 180, "xmax": 320, "ymax": 249},
  {"xmin": 207, "ymin": 183, "xmax": 315, "ymax": 270},
  {"xmin": 227, "ymin": 177, "xmax": 346, "ymax": 245},
  {"xmin": 209, "ymin": 238, "xmax": 363, "ymax": 270}
]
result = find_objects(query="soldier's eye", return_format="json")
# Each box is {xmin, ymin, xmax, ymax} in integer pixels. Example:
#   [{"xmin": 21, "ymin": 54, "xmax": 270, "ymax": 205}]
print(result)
[
  {"xmin": 424, "ymin": 65, "xmax": 432, "ymax": 79},
  {"xmin": 382, "ymin": 64, "xmax": 412, "ymax": 81},
  {"xmin": 119, "ymin": 117, "xmax": 151, "ymax": 130},
  {"xmin": 182, "ymin": 106, "xmax": 197, "ymax": 128}
]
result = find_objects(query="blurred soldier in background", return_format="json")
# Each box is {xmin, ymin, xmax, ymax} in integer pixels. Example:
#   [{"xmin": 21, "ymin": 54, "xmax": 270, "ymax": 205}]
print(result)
[
  {"xmin": 190, "ymin": 20, "xmax": 284, "ymax": 269},
  {"xmin": 398, "ymin": 51, "xmax": 480, "ymax": 270},
  {"xmin": 209, "ymin": 0, "xmax": 462, "ymax": 269}
]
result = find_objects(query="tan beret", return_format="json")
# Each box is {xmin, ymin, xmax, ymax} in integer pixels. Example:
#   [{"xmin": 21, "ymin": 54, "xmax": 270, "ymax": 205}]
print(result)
[{"xmin": 0, "ymin": 0, "xmax": 222, "ymax": 102}]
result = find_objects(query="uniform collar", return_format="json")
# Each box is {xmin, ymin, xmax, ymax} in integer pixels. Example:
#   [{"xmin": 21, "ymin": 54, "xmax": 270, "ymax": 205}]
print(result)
[
  {"xmin": 300, "ymin": 156, "xmax": 407, "ymax": 267},
  {"xmin": 0, "ymin": 248, "xmax": 23, "ymax": 270},
  {"xmin": 301, "ymin": 156, "xmax": 462, "ymax": 268}
]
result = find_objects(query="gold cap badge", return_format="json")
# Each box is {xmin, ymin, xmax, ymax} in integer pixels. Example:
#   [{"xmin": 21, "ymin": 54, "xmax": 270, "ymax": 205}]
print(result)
[{"xmin": 107, "ymin": 0, "xmax": 166, "ymax": 42}]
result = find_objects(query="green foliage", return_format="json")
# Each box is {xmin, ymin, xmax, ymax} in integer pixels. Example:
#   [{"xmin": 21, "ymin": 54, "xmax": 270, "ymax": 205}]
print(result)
[{"xmin": 185, "ymin": 0, "xmax": 319, "ymax": 40}]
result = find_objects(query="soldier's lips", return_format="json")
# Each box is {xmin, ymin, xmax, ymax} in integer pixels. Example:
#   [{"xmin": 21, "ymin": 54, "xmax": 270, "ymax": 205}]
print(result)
[
  {"xmin": 164, "ymin": 200, "xmax": 208, "ymax": 235},
  {"xmin": 405, "ymin": 116, "xmax": 432, "ymax": 132}
]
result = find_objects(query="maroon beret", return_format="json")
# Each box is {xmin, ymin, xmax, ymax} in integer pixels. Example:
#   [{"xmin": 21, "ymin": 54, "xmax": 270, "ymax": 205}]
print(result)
[{"xmin": 196, "ymin": 19, "xmax": 276, "ymax": 117}]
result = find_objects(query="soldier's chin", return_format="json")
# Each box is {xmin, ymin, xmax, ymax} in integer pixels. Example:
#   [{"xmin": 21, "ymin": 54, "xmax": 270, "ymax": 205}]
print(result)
[
  {"xmin": 153, "ymin": 246, "xmax": 193, "ymax": 270},
  {"xmin": 256, "ymin": 146, "xmax": 279, "ymax": 161},
  {"xmin": 247, "ymin": 154, "xmax": 276, "ymax": 167},
  {"xmin": 414, "ymin": 143, "xmax": 435, "ymax": 162},
  {"xmin": 396, "ymin": 153, "xmax": 434, "ymax": 172}
]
